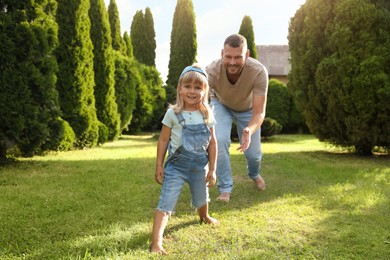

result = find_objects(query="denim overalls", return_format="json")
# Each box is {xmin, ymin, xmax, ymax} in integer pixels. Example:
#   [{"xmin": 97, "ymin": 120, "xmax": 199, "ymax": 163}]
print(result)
[{"xmin": 157, "ymin": 112, "xmax": 211, "ymax": 214}]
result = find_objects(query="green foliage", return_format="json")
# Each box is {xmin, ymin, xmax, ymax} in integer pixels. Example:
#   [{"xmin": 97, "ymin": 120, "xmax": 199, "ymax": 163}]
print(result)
[
  {"xmin": 238, "ymin": 15, "xmax": 258, "ymax": 59},
  {"xmin": 288, "ymin": 0, "xmax": 390, "ymax": 155},
  {"xmin": 130, "ymin": 8, "xmax": 156, "ymax": 66},
  {"xmin": 139, "ymin": 65, "xmax": 166, "ymax": 131},
  {"xmin": 144, "ymin": 7, "xmax": 156, "ymax": 66},
  {"xmin": 266, "ymin": 79, "xmax": 291, "ymax": 127},
  {"xmin": 126, "ymin": 63, "xmax": 158, "ymax": 134},
  {"xmin": 166, "ymin": 0, "xmax": 197, "ymax": 104},
  {"xmin": 108, "ymin": 0, "xmax": 126, "ymax": 55},
  {"xmin": 123, "ymin": 31, "xmax": 133, "ymax": 58},
  {"xmin": 55, "ymin": 0, "xmax": 99, "ymax": 148},
  {"xmin": 98, "ymin": 121, "xmax": 109, "ymax": 144},
  {"xmin": 43, "ymin": 117, "xmax": 76, "ymax": 152},
  {"xmin": 89, "ymin": 0, "xmax": 121, "ymax": 141},
  {"xmin": 113, "ymin": 51, "xmax": 137, "ymax": 131},
  {"xmin": 0, "ymin": 0, "xmax": 69, "ymax": 157},
  {"xmin": 267, "ymin": 79, "xmax": 307, "ymax": 133},
  {"xmin": 261, "ymin": 117, "xmax": 282, "ymax": 139}
]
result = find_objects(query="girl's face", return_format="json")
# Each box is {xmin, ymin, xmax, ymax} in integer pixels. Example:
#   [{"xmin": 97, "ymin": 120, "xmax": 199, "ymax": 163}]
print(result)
[{"xmin": 179, "ymin": 79, "xmax": 205, "ymax": 110}]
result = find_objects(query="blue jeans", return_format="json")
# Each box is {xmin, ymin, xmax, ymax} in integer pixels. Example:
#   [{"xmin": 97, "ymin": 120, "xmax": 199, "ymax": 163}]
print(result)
[{"xmin": 211, "ymin": 99, "xmax": 262, "ymax": 194}]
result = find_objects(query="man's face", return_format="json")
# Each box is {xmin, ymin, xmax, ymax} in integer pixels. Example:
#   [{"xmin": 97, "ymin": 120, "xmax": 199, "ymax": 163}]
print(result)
[{"xmin": 221, "ymin": 44, "xmax": 249, "ymax": 77}]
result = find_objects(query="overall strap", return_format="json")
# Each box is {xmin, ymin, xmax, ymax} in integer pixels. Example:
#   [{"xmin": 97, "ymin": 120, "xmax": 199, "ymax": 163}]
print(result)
[{"xmin": 175, "ymin": 112, "xmax": 186, "ymax": 127}]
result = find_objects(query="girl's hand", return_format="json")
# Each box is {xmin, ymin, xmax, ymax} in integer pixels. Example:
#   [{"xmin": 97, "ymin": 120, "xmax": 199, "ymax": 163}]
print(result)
[
  {"xmin": 206, "ymin": 171, "xmax": 217, "ymax": 188},
  {"xmin": 155, "ymin": 167, "xmax": 164, "ymax": 185}
]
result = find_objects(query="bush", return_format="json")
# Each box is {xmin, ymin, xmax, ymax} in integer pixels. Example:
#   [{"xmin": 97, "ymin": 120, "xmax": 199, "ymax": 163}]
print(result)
[
  {"xmin": 261, "ymin": 117, "xmax": 282, "ymax": 139},
  {"xmin": 42, "ymin": 118, "xmax": 75, "ymax": 152},
  {"xmin": 98, "ymin": 122, "xmax": 109, "ymax": 145}
]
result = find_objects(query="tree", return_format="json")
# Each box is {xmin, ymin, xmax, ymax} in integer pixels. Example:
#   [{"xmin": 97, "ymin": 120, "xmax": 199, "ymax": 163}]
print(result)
[
  {"xmin": 141, "ymin": 65, "xmax": 166, "ymax": 131},
  {"xmin": 112, "ymin": 51, "xmax": 137, "ymax": 131},
  {"xmin": 288, "ymin": 0, "xmax": 390, "ymax": 155},
  {"xmin": 130, "ymin": 10, "xmax": 145, "ymax": 63},
  {"xmin": 0, "ymin": 0, "xmax": 74, "ymax": 157},
  {"xmin": 144, "ymin": 7, "xmax": 156, "ymax": 66},
  {"xmin": 165, "ymin": 0, "xmax": 197, "ymax": 104},
  {"xmin": 123, "ymin": 31, "xmax": 133, "ymax": 58},
  {"xmin": 108, "ymin": 0, "xmax": 126, "ymax": 55},
  {"xmin": 56, "ymin": 0, "xmax": 99, "ymax": 148},
  {"xmin": 266, "ymin": 79, "xmax": 291, "ymax": 128},
  {"xmin": 238, "ymin": 15, "xmax": 258, "ymax": 59},
  {"xmin": 89, "ymin": 0, "xmax": 121, "ymax": 142},
  {"xmin": 130, "ymin": 8, "xmax": 157, "ymax": 66},
  {"xmin": 126, "ymin": 63, "xmax": 154, "ymax": 133}
]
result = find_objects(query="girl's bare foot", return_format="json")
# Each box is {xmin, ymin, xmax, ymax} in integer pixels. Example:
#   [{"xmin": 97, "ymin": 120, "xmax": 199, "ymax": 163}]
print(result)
[
  {"xmin": 201, "ymin": 216, "xmax": 220, "ymax": 225},
  {"xmin": 150, "ymin": 244, "xmax": 167, "ymax": 255}
]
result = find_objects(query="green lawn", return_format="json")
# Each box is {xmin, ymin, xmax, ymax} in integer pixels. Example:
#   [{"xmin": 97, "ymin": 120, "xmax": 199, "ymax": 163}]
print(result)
[{"xmin": 0, "ymin": 134, "xmax": 389, "ymax": 259}]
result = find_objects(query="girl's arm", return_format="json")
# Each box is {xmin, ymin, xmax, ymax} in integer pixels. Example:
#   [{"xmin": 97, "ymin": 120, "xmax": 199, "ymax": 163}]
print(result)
[
  {"xmin": 155, "ymin": 125, "xmax": 171, "ymax": 185},
  {"xmin": 206, "ymin": 126, "xmax": 217, "ymax": 188}
]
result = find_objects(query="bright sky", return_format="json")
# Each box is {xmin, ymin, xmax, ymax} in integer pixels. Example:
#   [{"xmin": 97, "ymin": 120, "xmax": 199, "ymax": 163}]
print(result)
[{"xmin": 104, "ymin": 0, "xmax": 307, "ymax": 82}]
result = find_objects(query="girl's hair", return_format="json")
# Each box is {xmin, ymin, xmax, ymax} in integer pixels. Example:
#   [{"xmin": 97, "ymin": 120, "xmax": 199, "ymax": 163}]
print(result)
[{"xmin": 169, "ymin": 63, "xmax": 213, "ymax": 124}]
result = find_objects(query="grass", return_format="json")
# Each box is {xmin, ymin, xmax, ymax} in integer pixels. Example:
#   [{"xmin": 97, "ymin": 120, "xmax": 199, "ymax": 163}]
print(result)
[{"xmin": 0, "ymin": 134, "xmax": 389, "ymax": 259}]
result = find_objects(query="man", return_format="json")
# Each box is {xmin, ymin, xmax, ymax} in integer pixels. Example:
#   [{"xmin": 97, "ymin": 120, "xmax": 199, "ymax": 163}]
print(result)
[{"xmin": 206, "ymin": 34, "xmax": 268, "ymax": 202}]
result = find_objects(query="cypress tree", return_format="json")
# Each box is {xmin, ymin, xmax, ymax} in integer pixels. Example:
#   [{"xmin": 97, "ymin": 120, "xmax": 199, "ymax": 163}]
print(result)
[
  {"xmin": 130, "ymin": 8, "xmax": 156, "ymax": 66},
  {"xmin": 56, "ymin": 0, "xmax": 99, "ymax": 148},
  {"xmin": 0, "ymin": 0, "xmax": 73, "ymax": 157},
  {"xmin": 112, "ymin": 51, "xmax": 137, "ymax": 131},
  {"xmin": 166, "ymin": 0, "xmax": 197, "ymax": 104},
  {"xmin": 89, "ymin": 0, "xmax": 121, "ymax": 142},
  {"xmin": 108, "ymin": 0, "xmax": 126, "ymax": 55},
  {"xmin": 123, "ymin": 31, "xmax": 134, "ymax": 58},
  {"xmin": 238, "ymin": 15, "xmax": 258, "ymax": 59},
  {"xmin": 130, "ymin": 10, "xmax": 146, "ymax": 63},
  {"xmin": 126, "ymin": 63, "xmax": 154, "ymax": 133},
  {"xmin": 144, "ymin": 7, "xmax": 157, "ymax": 66}
]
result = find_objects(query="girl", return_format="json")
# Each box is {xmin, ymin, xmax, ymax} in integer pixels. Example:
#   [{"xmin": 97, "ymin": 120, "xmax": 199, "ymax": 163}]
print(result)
[{"xmin": 150, "ymin": 64, "xmax": 219, "ymax": 255}]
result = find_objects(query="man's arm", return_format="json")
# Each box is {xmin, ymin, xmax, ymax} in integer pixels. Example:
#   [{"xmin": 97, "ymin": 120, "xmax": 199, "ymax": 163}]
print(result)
[{"xmin": 238, "ymin": 95, "xmax": 267, "ymax": 152}]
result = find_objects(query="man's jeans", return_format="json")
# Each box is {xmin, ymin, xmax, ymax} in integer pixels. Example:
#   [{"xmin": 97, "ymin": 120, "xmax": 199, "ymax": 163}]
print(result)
[{"xmin": 211, "ymin": 99, "xmax": 262, "ymax": 194}]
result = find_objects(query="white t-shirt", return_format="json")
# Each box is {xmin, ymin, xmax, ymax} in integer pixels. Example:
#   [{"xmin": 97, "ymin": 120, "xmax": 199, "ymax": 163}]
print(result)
[{"xmin": 162, "ymin": 108, "xmax": 216, "ymax": 153}]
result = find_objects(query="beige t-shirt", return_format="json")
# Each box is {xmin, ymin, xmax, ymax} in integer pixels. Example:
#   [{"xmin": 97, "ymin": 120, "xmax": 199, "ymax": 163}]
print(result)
[{"xmin": 206, "ymin": 57, "xmax": 268, "ymax": 112}]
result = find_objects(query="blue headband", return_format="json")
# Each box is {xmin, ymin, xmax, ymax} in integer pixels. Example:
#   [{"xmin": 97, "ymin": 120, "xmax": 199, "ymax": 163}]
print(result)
[{"xmin": 179, "ymin": 66, "xmax": 208, "ymax": 79}]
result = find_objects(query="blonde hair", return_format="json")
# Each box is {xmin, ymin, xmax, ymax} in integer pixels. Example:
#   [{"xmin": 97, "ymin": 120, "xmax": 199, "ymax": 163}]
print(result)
[{"xmin": 169, "ymin": 63, "xmax": 213, "ymax": 124}]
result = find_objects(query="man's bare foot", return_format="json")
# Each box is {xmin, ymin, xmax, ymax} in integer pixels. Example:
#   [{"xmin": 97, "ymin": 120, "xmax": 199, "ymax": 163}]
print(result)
[
  {"xmin": 254, "ymin": 176, "xmax": 266, "ymax": 190},
  {"xmin": 150, "ymin": 243, "xmax": 167, "ymax": 255},
  {"xmin": 201, "ymin": 216, "xmax": 220, "ymax": 225},
  {"xmin": 216, "ymin": 192, "xmax": 230, "ymax": 202}
]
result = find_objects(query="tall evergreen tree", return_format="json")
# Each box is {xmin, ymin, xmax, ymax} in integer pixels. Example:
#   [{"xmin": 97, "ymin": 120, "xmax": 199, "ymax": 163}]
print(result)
[
  {"xmin": 238, "ymin": 15, "xmax": 258, "ymax": 59},
  {"xmin": 106, "ymin": 0, "xmax": 136, "ymax": 132},
  {"xmin": 56, "ymin": 0, "xmax": 100, "ymax": 148},
  {"xmin": 130, "ymin": 10, "xmax": 146, "ymax": 63},
  {"xmin": 123, "ymin": 31, "xmax": 134, "ymax": 58},
  {"xmin": 108, "ymin": 0, "xmax": 126, "ymax": 55},
  {"xmin": 144, "ymin": 7, "xmax": 156, "ymax": 66},
  {"xmin": 89, "ymin": 0, "xmax": 120, "ymax": 142},
  {"xmin": 130, "ymin": 8, "xmax": 156, "ymax": 66},
  {"xmin": 112, "ymin": 52, "xmax": 137, "ymax": 131},
  {"xmin": 288, "ymin": 0, "xmax": 390, "ymax": 155},
  {"xmin": 0, "ymin": 0, "xmax": 74, "ymax": 157},
  {"xmin": 165, "ymin": 0, "xmax": 197, "ymax": 104}
]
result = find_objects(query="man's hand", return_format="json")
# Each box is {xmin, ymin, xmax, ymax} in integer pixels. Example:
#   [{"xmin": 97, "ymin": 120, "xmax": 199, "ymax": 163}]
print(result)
[{"xmin": 237, "ymin": 127, "xmax": 251, "ymax": 152}]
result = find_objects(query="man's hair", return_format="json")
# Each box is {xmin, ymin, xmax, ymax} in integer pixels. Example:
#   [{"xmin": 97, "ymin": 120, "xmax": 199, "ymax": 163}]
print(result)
[{"xmin": 224, "ymin": 34, "xmax": 247, "ymax": 48}]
